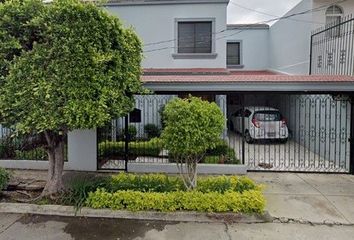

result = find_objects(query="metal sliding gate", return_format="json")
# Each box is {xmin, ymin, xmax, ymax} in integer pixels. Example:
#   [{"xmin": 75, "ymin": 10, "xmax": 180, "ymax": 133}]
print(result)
[
  {"xmin": 97, "ymin": 93, "xmax": 353, "ymax": 173},
  {"xmin": 227, "ymin": 93, "xmax": 352, "ymax": 173}
]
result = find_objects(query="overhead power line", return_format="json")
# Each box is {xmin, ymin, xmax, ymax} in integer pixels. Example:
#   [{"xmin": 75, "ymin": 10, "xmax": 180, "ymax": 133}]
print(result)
[{"xmin": 143, "ymin": 0, "xmax": 346, "ymax": 52}]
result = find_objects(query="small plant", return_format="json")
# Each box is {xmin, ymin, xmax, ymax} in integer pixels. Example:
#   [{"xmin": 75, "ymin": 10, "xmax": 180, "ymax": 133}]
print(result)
[
  {"xmin": 144, "ymin": 124, "xmax": 161, "ymax": 139},
  {"xmin": 0, "ymin": 168, "xmax": 10, "ymax": 191},
  {"xmin": 98, "ymin": 138, "xmax": 163, "ymax": 158},
  {"xmin": 61, "ymin": 175, "xmax": 109, "ymax": 210},
  {"xmin": 162, "ymin": 96, "xmax": 225, "ymax": 189}
]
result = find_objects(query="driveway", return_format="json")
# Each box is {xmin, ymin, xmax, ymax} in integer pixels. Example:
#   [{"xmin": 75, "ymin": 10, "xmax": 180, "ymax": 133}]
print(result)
[
  {"xmin": 228, "ymin": 132, "xmax": 349, "ymax": 172},
  {"xmin": 248, "ymin": 172, "xmax": 354, "ymax": 224}
]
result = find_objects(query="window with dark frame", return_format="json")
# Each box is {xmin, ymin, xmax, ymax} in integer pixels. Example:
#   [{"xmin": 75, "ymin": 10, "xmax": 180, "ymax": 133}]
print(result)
[
  {"xmin": 129, "ymin": 108, "xmax": 141, "ymax": 123},
  {"xmin": 227, "ymin": 42, "xmax": 241, "ymax": 66},
  {"xmin": 177, "ymin": 21, "xmax": 212, "ymax": 54}
]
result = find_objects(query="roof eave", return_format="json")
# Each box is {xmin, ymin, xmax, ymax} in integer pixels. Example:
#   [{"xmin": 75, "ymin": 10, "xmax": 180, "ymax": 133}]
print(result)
[{"xmin": 143, "ymin": 82, "xmax": 354, "ymax": 93}]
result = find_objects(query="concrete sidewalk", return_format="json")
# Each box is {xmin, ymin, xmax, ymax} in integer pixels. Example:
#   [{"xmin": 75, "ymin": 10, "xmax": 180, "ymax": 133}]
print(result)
[{"xmin": 248, "ymin": 172, "xmax": 354, "ymax": 225}]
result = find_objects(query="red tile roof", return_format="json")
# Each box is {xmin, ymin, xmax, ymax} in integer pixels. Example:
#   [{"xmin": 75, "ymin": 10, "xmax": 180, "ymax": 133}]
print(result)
[{"xmin": 142, "ymin": 74, "xmax": 354, "ymax": 84}]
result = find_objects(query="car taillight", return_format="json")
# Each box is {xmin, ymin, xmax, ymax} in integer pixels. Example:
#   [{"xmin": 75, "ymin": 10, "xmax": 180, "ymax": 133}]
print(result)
[
  {"xmin": 252, "ymin": 118, "xmax": 260, "ymax": 128},
  {"xmin": 281, "ymin": 118, "xmax": 287, "ymax": 127}
]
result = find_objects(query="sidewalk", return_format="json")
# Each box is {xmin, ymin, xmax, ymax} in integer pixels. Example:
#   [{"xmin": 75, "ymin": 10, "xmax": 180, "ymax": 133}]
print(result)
[{"xmin": 248, "ymin": 172, "xmax": 354, "ymax": 224}]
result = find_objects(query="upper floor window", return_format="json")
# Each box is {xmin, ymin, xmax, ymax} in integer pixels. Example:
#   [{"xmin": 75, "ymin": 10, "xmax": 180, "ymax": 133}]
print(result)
[
  {"xmin": 326, "ymin": 5, "xmax": 343, "ymax": 26},
  {"xmin": 177, "ymin": 21, "xmax": 212, "ymax": 54},
  {"xmin": 325, "ymin": 5, "xmax": 343, "ymax": 38},
  {"xmin": 226, "ymin": 42, "xmax": 242, "ymax": 67}
]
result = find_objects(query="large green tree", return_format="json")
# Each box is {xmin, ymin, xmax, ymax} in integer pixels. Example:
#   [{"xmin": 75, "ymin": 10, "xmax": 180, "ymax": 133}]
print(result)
[{"xmin": 0, "ymin": 0, "xmax": 142, "ymax": 195}]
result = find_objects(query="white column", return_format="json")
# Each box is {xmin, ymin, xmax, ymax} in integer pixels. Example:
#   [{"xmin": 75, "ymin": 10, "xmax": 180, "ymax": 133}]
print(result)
[
  {"xmin": 215, "ymin": 95, "xmax": 228, "ymax": 140},
  {"xmin": 67, "ymin": 129, "xmax": 97, "ymax": 171}
]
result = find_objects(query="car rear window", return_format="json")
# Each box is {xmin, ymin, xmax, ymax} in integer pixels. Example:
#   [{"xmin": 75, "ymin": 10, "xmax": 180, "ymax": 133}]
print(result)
[{"xmin": 253, "ymin": 111, "xmax": 281, "ymax": 121}]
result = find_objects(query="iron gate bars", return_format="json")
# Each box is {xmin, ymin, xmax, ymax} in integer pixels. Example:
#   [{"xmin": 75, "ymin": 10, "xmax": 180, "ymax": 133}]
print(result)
[{"xmin": 310, "ymin": 14, "xmax": 354, "ymax": 76}]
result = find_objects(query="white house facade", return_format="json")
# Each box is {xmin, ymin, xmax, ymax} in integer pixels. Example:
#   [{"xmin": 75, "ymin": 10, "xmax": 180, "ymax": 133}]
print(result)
[{"xmin": 1, "ymin": 0, "xmax": 354, "ymax": 174}]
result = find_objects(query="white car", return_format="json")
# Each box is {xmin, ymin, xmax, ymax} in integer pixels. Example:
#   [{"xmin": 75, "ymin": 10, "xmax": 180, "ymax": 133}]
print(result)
[{"xmin": 229, "ymin": 106, "xmax": 289, "ymax": 143}]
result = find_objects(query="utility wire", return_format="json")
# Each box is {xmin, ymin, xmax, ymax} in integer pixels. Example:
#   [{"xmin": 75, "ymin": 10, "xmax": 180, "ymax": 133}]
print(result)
[{"xmin": 143, "ymin": 0, "xmax": 346, "ymax": 52}]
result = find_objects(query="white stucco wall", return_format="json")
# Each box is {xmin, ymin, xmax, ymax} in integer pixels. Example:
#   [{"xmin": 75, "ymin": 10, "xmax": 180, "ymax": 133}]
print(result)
[
  {"xmin": 269, "ymin": 0, "xmax": 315, "ymax": 75},
  {"xmin": 104, "ymin": 2, "xmax": 228, "ymax": 69},
  {"xmin": 222, "ymin": 28, "xmax": 269, "ymax": 70}
]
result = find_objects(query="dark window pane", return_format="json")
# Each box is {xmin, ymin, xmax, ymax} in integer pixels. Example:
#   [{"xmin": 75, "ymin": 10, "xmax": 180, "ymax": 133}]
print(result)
[
  {"xmin": 195, "ymin": 22, "xmax": 212, "ymax": 53},
  {"xmin": 129, "ymin": 108, "xmax": 141, "ymax": 123},
  {"xmin": 178, "ymin": 21, "xmax": 212, "ymax": 53},
  {"xmin": 227, "ymin": 42, "xmax": 240, "ymax": 65},
  {"xmin": 253, "ymin": 111, "xmax": 282, "ymax": 121}
]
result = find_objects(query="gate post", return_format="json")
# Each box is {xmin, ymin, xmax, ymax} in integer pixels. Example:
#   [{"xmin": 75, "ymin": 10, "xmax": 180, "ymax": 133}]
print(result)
[
  {"xmin": 350, "ymin": 96, "xmax": 354, "ymax": 174},
  {"xmin": 124, "ymin": 115, "xmax": 129, "ymax": 172},
  {"xmin": 241, "ymin": 94, "xmax": 245, "ymax": 165}
]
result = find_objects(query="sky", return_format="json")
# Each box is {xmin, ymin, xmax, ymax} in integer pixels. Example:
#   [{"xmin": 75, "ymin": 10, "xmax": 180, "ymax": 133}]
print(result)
[{"xmin": 227, "ymin": 0, "xmax": 303, "ymax": 25}]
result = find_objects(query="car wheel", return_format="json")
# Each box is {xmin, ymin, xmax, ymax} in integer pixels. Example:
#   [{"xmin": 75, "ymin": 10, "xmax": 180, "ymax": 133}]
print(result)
[
  {"xmin": 245, "ymin": 131, "xmax": 254, "ymax": 144},
  {"xmin": 279, "ymin": 138, "xmax": 288, "ymax": 144}
]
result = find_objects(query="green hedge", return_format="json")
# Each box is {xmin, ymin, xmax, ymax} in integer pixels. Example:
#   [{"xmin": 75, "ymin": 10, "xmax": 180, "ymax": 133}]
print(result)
[
  {"xmin": 0, "ymin": 167, "xmax": 10, "ymax": 191},
  {"xmin": 86, "ymin": 188, "xmax": 265, "ymax": 213},
  {"xmin": 98, "ymin": 138, "xmax": 163, "ymax": 158},
  {"xmin": 107, "ymin": 173, "xmax": 259, "ymax": 194}
]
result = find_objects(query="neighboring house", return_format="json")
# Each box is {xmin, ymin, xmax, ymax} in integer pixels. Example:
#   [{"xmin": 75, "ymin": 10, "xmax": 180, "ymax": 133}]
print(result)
[{"xmin": 270, "ymin": 0, "xmax": 354, "ymax": 75}]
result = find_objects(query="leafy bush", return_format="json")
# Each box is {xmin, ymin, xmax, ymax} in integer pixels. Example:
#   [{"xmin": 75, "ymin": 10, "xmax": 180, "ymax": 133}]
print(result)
[
  {"xmin": 128, "ymin": 125, "xmax": 137, "ymax": 140},
  {"xmin": 109, "ymin": 173, "xmax": 183, "ymax": 192},
  {"xmin": 105, "ymin": 173, "xmax": 258, "ymax": 194},
  {"xmin": 162, "ymin": 96, "xmax": 225, "ymax": 189},
  {"xmin": 86, "ymin": 188, "xmax": 265, "ymax": 213},
  {"xmin": 61, "ymin": 175, "xmax": 109, "ymax": 210},
  {"xmin": 98, "ymin": 138, "xmax": 163, "ymax": 158},
  {"xmin": 144, "ymin": 124, "xmax": 161, "ymax": 139},
  {"xmin": 14, "ymin": 148, "xmax": 47, "ymax": 160},
  {"xmin": 0, "ymin": 168, "xmax": 10, "ymax": 191}
]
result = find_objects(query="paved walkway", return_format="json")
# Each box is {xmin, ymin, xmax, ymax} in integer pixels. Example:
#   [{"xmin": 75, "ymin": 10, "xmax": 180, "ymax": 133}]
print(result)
[{"xmin": 248, "ymin": 172, "xmax": 354, "ymax": 224}]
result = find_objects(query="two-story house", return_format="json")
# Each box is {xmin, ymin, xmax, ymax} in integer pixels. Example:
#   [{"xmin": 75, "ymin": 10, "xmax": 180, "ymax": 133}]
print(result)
[
  {"xmin": 89, "ymin": 0, "xmax": 354, "ymax": 173},
  {"xmin": 3, "ymin": 0, "xmax": 354, "ymax": 175}
]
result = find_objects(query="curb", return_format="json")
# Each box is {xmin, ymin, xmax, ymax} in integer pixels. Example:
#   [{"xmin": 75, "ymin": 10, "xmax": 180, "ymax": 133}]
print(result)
[{"xmin": 0, "ymin": 203, "xmax": 271, "ymax": 223}]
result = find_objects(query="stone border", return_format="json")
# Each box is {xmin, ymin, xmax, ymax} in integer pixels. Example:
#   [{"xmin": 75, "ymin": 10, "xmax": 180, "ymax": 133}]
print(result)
[{"xmin": 0, "ymin": 203, "xmax": 271, "ymax": 223}]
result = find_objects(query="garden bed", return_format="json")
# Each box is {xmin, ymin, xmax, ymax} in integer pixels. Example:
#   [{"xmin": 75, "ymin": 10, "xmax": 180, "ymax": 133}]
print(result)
[
  {"xmin": 0, "ymin": 170, "xmax": 265, "ymax": 214},
  {"xmin": 74, "ymin": 173, "xmax": 265, "ymax": 213}
]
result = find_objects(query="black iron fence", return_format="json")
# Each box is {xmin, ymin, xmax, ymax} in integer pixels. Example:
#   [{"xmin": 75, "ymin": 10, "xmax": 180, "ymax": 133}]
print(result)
[
  {"xmin": 97, "ymin": 93, "xmax": 352, "ymax": 173},
  {"xmin": 0, "ymin": 126, "xmax": 67, "ymax": 161},
  {"xmin": 310, "ymin": 14, "xmax": 354, "ymax": 75}
]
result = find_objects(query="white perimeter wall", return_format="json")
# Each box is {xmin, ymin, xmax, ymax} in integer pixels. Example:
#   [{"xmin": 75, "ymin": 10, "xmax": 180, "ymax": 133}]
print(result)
[
  {"xmin": 104, "ymin": 3, "xmax": 227, "ymax": 69},
  {"xmin": 222, "ymin": 28, "xmax": 269, "ymax": 70}
]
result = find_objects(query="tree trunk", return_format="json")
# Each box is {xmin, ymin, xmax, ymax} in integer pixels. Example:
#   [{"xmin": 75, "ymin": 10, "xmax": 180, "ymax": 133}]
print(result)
[{"xmin": 42, "ymin": 137, "xmax": 65, "ymax": 196}]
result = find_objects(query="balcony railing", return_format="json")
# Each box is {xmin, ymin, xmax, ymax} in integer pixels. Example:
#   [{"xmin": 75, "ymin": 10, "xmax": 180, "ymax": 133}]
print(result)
[{"xmin": 310, "ymin": 14, "xmax": 354, "ymax": 76}]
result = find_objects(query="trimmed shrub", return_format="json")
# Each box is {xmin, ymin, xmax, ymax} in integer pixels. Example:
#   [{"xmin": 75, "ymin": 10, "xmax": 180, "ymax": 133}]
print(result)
[
  {"xmin": 98, "ymin": 138, "xmax": 163, "ymax": 158},
  {"xmin": 86, "ymin": 188, "xmax": 265, "ymax": 213},
  {"xmin": 0, "ymin": 168, "xmax": 10, "ymax": 191},
  {"xmin": 109, "ymin": 173, "xmax": 183, "ymax": 192},
  {"xmin": 106, "ymin": 173, "xmax": 259, "ymax": 194},
  {"xmin": 144, "ymin": 124, "xmax": 161, "ymax": 139}
]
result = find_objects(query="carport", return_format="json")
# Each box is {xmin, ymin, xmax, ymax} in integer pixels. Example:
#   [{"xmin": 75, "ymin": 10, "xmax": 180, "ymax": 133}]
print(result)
[{"xmin": 142, "ymin": 70, "xmax": 354, "ymax": 173}]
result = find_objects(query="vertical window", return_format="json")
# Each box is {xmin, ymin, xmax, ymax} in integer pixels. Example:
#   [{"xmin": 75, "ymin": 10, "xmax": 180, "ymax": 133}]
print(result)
[
  {"xmin": 325, "ymin": 5, "xmax": 343, "ymax": 37},
  {"xmin": 226, "ymin": 42, "xmax": 241, "ymax": 66},
  {"xmin": 178, "ymin": 22, "xmax": 212, "ymax": 53}
]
